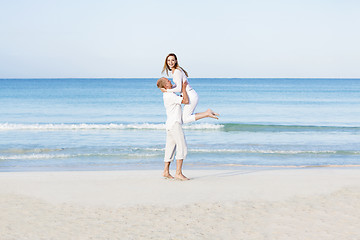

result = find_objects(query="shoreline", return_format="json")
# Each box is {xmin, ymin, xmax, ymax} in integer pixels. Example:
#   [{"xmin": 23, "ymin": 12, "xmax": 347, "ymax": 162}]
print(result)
[
  {"xmin": 1, "ymin": 168, "xmax": 359, "ymax": 239},
  {"xmin": 1, "ymin": 163, "xmax": 360, "ymax": 173}
]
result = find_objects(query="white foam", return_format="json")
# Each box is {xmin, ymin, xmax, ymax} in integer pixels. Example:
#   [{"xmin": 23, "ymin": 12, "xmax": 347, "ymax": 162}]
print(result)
[
  {"xmin": 190, "ymin": 149, "xmax": 338, "ymax": 154},
  {"xmin": 183, "ymin": 123, "xmax": 224, "ymax": 130},
  {"xmin": 0, "ymin": 154, "xmax": 71, "ymax": 160},
  {"xmin": 131, "ymin": 147, "xmax": 340, "ymax": 155},
  {"xmin": 0, "ymin": 123, "xmax": 224, "ymax": 131},
  {"xmin": 0, "ymin": 123, "xmax": 127, "ymax": 130}
]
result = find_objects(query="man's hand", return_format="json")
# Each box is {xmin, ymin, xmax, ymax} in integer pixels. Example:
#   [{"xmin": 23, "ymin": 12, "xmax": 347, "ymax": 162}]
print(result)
[{"xmin": 160, "ymin": 88, "xmax": 166, "ymax": 93}]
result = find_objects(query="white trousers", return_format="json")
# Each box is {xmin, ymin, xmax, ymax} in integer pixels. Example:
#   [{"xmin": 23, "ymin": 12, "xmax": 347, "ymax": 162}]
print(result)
[
  {"xmin": 182, "ymin": 89, "xmax": 198, "ymax": 124},
  {"xmin": 164, "ymin": 122, "xmax": 187, "ymax": 162}
]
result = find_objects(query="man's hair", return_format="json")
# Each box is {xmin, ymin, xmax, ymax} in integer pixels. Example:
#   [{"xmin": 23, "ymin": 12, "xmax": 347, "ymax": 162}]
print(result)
[{"xmin": 157, "ymin": 77, "xmax": 167, "ymax": 89}]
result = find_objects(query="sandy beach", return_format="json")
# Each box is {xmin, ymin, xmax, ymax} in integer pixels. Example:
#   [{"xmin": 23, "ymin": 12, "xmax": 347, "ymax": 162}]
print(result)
[{"xmin": 0, "ymin": 168, "xmax": 359, "ymax": 240}]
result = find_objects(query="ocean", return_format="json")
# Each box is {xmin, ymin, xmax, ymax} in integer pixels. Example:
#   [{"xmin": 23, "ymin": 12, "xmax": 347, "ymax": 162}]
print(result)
[{"xmin": 0, "ymin": 78, "xmax": 359, "ymax": 171}]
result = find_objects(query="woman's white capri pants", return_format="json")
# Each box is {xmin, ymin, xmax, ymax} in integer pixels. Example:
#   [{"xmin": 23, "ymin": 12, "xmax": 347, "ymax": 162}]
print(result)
[{"xmin": 182, "ymin": 89, "xmax": 198, "ymax": 124}]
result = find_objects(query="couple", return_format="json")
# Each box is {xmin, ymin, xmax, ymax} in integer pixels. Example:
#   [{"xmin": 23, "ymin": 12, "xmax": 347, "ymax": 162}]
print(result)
[{"xmin": 157, "ymin": 53, "xmax": 219, "ymax": 180}]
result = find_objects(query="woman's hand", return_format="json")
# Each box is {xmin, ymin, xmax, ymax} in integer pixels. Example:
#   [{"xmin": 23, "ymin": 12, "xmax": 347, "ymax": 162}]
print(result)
[
  {"xmin": 160, "ymin": 88, "xmax": 166, "ymax": 93},
  {"xmin": 182, "ymin": 81, "xmax": 188, "ymax": 88}
]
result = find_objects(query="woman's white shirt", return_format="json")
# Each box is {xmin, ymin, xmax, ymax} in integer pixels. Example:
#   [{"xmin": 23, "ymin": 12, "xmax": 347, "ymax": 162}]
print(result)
[{"xmin": 166, "ymin": 68, "xmax": 193, "ymax": 93}]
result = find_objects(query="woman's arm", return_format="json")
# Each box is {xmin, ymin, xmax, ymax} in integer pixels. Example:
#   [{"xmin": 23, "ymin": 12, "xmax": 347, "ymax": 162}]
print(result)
[{"xmin": 166, "ymin": 69, "xmax": 182, "ymax": 93}]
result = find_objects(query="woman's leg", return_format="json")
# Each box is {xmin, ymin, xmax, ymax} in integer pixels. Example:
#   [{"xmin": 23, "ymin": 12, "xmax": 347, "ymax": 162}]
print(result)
[
  {"xmin": 182, "ymin": 90, "xmax": 199, "ymax": 124},
  {"xmin": 183, "ymin": 90, "xmax": 219, "ymax": 123},
  {"xmin": 195, "ymin": 109, "xmax": 219, "ymax": 121}
]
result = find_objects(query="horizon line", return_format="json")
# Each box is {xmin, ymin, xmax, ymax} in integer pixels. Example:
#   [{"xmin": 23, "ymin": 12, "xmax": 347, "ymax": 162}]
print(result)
[{"xmin": 1, "ymin": 77, "xmax": 360, "ymax": 80}]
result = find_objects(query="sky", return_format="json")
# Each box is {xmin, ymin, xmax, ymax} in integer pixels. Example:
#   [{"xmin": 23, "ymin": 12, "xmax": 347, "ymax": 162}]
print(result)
[{"xmin": 0, "ymin": 0, "xmax": 359, "ymax": 78}]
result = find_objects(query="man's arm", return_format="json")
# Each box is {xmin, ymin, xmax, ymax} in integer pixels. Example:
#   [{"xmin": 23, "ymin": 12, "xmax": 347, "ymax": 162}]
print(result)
[{"xmin": 181, "ymin": 81, "xmax": 189, "ymax": 104}]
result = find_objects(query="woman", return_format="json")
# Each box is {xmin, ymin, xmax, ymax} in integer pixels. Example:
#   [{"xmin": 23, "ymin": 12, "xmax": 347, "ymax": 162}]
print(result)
[{"xmin": 161, "ymin": 53, "xmax": 219, "ymax": 123}]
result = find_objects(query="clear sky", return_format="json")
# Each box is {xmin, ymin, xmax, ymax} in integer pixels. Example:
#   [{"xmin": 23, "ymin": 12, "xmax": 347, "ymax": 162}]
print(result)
[{"xmin": 1, "ymin": 0, "xmax": 359, "ymax": 78}]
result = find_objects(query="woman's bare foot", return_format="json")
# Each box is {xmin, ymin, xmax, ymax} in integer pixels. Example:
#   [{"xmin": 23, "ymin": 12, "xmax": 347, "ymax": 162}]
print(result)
[
  {"xmin": 206, "ymin": 109, "xmax": 219, "ymax": 119},
  {"xmin": 163, "ymin": 172, "xmax": 174, "ymax": 179},
  {"xmin": 175, "ymin": 173, "xmax": 190, "ymax": 181}
]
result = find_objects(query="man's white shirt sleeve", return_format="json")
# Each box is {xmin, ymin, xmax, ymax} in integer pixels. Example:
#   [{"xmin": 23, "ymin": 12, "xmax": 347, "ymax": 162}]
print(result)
[{"xmin": 169, "ymin": 93, "xmax": 183, "ymax": 104}]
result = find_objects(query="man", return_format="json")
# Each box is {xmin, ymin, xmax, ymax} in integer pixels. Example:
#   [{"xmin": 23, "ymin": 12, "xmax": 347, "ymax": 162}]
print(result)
[
  {"xmin": 157, "ymin": 77, "xmax": 219, "ymax": 180},
  {"xmin": 157, "ymin": 77, "xmax": 189, "ymax": 180}
]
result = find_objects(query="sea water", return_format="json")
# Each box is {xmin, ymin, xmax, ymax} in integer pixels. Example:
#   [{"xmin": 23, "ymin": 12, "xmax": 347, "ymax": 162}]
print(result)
[{"xmin": 0, "ymin": 78, "xmax": 359, "ymax": 171}]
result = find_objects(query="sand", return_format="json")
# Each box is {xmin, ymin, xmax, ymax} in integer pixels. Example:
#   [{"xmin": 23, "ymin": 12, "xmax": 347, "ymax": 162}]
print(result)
[{"xmin": 0, "ymin": 168, "xmax": 359, "ymax": 240}]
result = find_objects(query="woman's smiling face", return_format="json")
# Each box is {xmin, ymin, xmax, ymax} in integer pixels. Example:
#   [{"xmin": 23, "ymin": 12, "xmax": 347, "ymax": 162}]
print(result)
[{"xmin": 167, "ymin": 55, "xmax": 177, "ymax": 69}]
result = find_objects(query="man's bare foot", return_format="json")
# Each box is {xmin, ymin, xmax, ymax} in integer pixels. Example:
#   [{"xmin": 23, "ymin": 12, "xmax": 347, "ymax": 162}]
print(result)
[
  {"xmin": 206, "ymin": 109, "xmax": 219, "ymax": 119},
  {"xmin": 175, "ymin": 173, "xmax": 190, "ymax": 181},
  {"xmin": 163, "ymin": 172, "xmax": 174, "ymax": 179}
]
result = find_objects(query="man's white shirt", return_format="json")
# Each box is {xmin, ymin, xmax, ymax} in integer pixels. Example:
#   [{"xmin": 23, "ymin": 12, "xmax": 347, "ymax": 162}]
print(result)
[{"xmin": 163, "ymin": 92, "xmax": 183, "ymax": 130}]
